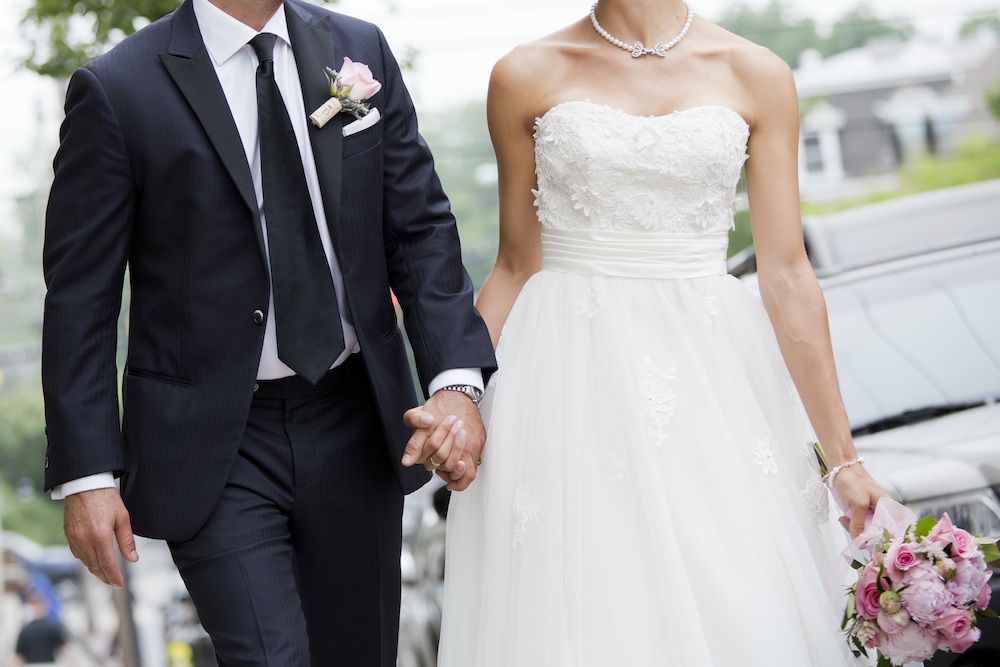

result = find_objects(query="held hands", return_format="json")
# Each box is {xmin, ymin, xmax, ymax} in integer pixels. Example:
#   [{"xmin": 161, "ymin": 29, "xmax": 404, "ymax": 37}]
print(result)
[
  {"xmin": 64, "ymin": 488, "xmax": 138, "ymax": 588},
  {"xmin": 831, "ymin": 464, "xmax": 892, "ymax": 539},
  {"xmin": 402, "ymin": 390, "xmax": 486, "ymax": 491}
]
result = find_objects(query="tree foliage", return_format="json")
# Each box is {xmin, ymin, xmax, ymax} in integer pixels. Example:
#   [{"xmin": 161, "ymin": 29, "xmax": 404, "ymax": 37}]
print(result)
[
  {"xmin": 987, "ymin": 81, "xmax": 1000, "ymax": 124},
  {"xmin": 0, "ymin": 387, "xmax": 46, "ymax": 492},
  {"xmin": 23, "ymin": 0, "xmax": 336, "ymax": 78},
  {"xmin": 420, "ymin": 100, "xmax": 499, "ymax": 288},
  {"xmin": 959, "ymin": 14, "xmax": 1000, "ymax": 39},
  {"xmin": 823, "ymin": 5, "xmax": 913, "ymax": 56},
  {"xmin": 717, "ymin": 1, "xmax": 821, "ymax": 68},
  {"xmin": 718, "ymin": 1, "xmax": 914, "ymax": 68}
]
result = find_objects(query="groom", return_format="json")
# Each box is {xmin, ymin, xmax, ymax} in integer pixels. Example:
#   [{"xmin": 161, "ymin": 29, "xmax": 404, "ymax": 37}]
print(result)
[{"xmin": 41, "ymin": 0, "xmax": 495, "ymax": 664}]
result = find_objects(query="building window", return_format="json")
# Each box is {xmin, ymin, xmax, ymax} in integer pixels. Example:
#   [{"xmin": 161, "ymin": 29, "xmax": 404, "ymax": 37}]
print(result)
[{"xmin": 803, "ymin": 134, "xmax": 824, "ymax": 174}]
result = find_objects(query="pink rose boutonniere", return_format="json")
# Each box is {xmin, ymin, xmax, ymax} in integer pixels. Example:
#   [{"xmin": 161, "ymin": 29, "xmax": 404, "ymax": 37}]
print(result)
[
  {"xmin": 309, "ymin": 57, "xmax": 382, "ymax": 128},
  {"xmin": 841, "ymin": 499, "xmax": 1000, "ymax": 666}
]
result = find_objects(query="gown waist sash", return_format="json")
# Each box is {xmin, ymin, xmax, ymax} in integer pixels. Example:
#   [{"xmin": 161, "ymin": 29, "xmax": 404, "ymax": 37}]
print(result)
[{"xmin": 541, "ymin": 227, "xmax": 730, "ymax": 279}]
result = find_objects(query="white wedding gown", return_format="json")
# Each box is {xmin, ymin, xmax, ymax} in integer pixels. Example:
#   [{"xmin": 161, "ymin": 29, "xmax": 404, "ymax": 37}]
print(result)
[{"xmin": 439, "ymin": 100, "xmax": 859, "ymax": 666}]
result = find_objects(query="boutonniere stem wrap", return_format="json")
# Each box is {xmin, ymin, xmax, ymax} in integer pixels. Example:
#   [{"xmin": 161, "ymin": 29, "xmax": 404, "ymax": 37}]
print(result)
[{"xmin": 309, "ymin": 57, "xmax": 382, "ymax": 128}]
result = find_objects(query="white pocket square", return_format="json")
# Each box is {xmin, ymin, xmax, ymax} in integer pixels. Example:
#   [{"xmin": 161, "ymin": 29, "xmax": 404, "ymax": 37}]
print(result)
[{"xmin": 342, "ymin": 108, "xmax": 381, "ymax": 137}]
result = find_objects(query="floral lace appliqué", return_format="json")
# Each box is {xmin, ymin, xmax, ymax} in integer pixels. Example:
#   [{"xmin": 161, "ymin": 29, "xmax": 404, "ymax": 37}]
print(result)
[
  {"xmin": 578, "ymin": 283, "xmax": 603, "ymax": 319},
  {"xmin": 752, "ymin": 438, "xmax": 778, "ymax": 475},
  {"xmin": 512, "ymin": 488, "xmax": 540, "ymax": 546},
  {"xmin": 533, "ymin": 102, "xmax": 749, "ymax": 233},
  {"xmin": 636, "ymin": 358, "xmax": 678, "ymax": 447},
  {"xmin": 607, "ymin": 452, "xmax": 626, "ymax": 482},
  {"xmin": 801, "ymin": 474, "xmax": 830, "ymax": 524},
  {"xmin": 696, "ymin": 289, "xmax": 718, "ymax": 325},
  {"xmin": 570, "ymin": 183, "xmax": 601, "ymax": 217}
]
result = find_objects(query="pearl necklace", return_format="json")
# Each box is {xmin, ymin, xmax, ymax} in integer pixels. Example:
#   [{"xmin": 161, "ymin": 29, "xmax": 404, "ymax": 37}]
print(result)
[{"xmin": 590, "ymin": 1, "xmax": 694, "ymax": 58}]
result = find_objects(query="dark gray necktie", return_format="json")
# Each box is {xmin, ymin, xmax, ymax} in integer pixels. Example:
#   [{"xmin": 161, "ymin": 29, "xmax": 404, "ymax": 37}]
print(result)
[{"xmin": 250, "ymin": 33, "xmax": 344, "ymax": 383}]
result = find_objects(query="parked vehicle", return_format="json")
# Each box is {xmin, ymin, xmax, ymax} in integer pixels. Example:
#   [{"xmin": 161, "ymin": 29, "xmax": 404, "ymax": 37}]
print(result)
[{"xmin": 735, "ymin": 181, "xmax": 1000, "ymax": 666}]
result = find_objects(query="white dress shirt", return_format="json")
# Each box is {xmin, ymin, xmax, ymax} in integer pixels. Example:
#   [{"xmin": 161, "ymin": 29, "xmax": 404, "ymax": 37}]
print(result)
[{"xmin": 52, "ymin": 0, "xmax": 481, "ymax": 499}]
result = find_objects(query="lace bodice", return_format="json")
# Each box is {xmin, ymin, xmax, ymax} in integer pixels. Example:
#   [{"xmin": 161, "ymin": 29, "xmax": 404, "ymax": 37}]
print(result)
[{"xmin": 532, "ymin": 101, "xmax": 749, "ymax": 234}]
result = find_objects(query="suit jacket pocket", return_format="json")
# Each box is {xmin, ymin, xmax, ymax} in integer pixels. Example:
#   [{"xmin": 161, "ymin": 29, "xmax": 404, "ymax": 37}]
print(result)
[
  {"xmin": 342, "ymin": 119, "xmax": 383, "ymax": 159},
  {"xmin": 125, "ymin": 367, "xmax": 193, "ymax": 387}
]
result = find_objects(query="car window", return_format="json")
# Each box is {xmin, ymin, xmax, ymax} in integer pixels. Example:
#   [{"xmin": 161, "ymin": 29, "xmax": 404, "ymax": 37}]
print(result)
[{"xmin": 825, "ymin": 251, "xmax": 1000, "ymax": 428}]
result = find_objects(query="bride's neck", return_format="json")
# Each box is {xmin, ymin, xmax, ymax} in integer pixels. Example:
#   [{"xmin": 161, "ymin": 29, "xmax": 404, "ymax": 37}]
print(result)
[{"xmin": 591, "ymin": 0, "xmax": 690, "ymax": 47}]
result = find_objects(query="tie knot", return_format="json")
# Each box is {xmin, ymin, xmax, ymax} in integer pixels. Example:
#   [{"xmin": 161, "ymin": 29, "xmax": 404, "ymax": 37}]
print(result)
[{"xmin": 250, "ymin": 32, "xmax": 278, "ymax": 64}]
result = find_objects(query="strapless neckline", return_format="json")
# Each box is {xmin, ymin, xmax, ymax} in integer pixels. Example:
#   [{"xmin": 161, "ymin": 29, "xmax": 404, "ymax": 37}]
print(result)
[
  {"xmin": 531, "ymin": 97, "xmax": 750, "ymax": 235},
  {"xmin": 536, "ymin": 99, "xmax": 749, "ymax": 131}
]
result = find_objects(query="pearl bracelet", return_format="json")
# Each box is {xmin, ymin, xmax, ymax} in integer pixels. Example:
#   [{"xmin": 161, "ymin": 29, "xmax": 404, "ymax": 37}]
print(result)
[{"xmin": 822, "ymin": 456, "xmax": 864, "ymax": 488}]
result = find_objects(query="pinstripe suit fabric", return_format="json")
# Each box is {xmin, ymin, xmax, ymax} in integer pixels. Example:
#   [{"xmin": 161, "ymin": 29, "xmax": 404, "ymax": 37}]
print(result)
[{"xmin": 41, "ymin": 0, "xmax": 495, "ymax": 663}]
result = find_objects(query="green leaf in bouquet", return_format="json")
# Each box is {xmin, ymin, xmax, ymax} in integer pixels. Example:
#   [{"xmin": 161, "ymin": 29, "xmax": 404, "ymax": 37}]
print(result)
[
  {"xmin": 915, "ymin": 513, "xmax": 938, "ymax": 540},
  {"xmin": 978, "ymin": 607, "xmax": 999, "ymax": 619},
  {"xmin": 979, "ymin": 538, "xmax": 1000, "ymax": 563},
  {"xmin": 812, "ymin": 441, "xmax": 829, "ymax": 476},
  {"xmin": 877, "ymin": 652, "xmax": 895, "ymax": 667},
  {"xmin": 842, "ymin": 595, "xmax": 855, "ymax": 629}
]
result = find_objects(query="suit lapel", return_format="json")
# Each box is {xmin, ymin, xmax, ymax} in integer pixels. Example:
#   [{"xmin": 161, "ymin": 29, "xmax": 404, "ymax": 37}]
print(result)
[
  {"xmin": 159, "ymin": 0, "xmax": 264, "ymax": 256},
  {"xmin": 285, "ymin": 2, "xmax": 344, "ymax": 246}
]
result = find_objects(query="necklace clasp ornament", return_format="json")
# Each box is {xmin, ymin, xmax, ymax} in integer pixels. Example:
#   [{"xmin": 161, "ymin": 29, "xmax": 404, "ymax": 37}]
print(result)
[{"xmin": 591, "ymin": 2, "xmax": 694, "ymax": 59}]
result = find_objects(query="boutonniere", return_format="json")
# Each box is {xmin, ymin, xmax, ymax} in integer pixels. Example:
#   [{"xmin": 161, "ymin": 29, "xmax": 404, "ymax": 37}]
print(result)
[{"xmin": 309, "ymin": 57, "xmax": 382, "ymax": 128}]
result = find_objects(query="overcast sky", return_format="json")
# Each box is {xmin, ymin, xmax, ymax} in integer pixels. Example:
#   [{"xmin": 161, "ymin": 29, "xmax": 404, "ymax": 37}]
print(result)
[
  {"xmin": 335, "ymin": 0, "xmax": 1000, "ymax": 108},
  {"xmin": 1, "ymin": 0, "xmax": 998, "ymax": 224}
]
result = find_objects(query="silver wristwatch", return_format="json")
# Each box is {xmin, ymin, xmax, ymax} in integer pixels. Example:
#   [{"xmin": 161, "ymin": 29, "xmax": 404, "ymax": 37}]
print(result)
[{"xmin": 437, "ymin": 384, "xmax": 484, "ymax": 406}]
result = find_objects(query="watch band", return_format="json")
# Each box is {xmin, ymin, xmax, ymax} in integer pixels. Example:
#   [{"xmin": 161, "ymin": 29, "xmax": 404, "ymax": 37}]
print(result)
[{"xmin": 437, "ymin": 384, "xmax": 484, "ymax": 405}]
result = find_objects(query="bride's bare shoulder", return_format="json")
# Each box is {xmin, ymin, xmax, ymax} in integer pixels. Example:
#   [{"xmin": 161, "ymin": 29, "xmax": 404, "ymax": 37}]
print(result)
[
  {"xmin": 694, "ymin": 19, "xmax": 794, "ymax": 89},
  {"xmin": 689, "ymin": 18, "xmax": 797, "ymax": 123},
  {"xmin": 490, "ymin": 21, "xmax": 593, "ymax": 104}
]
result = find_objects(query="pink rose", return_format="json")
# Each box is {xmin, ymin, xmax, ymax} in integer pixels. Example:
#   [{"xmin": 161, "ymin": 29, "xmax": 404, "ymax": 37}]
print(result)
[
  {"xmin": 929, "ymin": 513, "xmax": 956, "ymax": 547},
  {"xmin": 338, "ymin": 57, "xmax": 382, "ymax": 100},
  {"xmin": 878, "ymin": 621, "xmax": 939, "ymax": 664},
  {"xmin": 975, "ymin": 580, "xmax": 992, "ymax": 611},
  {"xmin": 885, "ymin": 539, "xmax": 919, "ymax": 580},
  {"xmin": 950, "ymin": 528, "xmax": 978, "ymax": 560},
  {"xmin": 931, "ymin": 607, "xmax": 980, "ymax": 653},
  {"xmin": 856, "ymin": 564, "xmax": 883, "ymax": 620},
  {"xmin": 900, "ymin": 564, "xmax": 950, "ymax": 624}
]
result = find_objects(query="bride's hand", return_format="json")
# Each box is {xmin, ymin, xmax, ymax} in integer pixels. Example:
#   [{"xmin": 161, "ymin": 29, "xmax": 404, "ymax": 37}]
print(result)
[{"xmin": 832, "ymin": 464, "xmax": 892, "ymax": 539}]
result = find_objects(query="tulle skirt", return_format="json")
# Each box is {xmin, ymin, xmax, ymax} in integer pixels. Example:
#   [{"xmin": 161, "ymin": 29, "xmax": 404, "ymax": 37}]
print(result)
[{"xmin": 438, "ymin": 266, "xmax": 860, "ymax": 666}]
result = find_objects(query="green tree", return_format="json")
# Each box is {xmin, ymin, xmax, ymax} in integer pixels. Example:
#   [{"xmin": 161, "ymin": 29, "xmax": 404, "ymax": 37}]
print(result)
[
  {"xmin": 421, "ymin": 100, "xmax": 500, "ymax": 289},
  {"xmin": 718, "ymin": 1, "xmax": 822, "ymax": 68},
  {"xmin": 988, "ymin": 81, "xmax": 1000, "ymax": 123},
  {"xmin": 23, "ymin": 0, "xmax": 338, "ymax": 78},
  {"xmin": 959, "ymin": 14, "xmax": 1000, "ymax": 39},
  {"xmin": 0, "ymin": 387, "xmax": 46, "ymax": 492},
  {"xmin": 822, "ymin": 4, "xmax": 913, "ymax": 57}
]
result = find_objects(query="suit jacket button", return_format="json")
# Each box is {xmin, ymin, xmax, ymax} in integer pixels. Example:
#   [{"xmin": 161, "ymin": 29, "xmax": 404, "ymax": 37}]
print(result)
[
  {"xmin": 253, "ymin": 382, "xmax": 259, "ymax": 392},
  {"xmin": 253, "ymin": 309, "xmax": 264, "ymax": 325},
  {"xmin": 44, "ymin": 456, "xmax": 49, "ymax": 469}
]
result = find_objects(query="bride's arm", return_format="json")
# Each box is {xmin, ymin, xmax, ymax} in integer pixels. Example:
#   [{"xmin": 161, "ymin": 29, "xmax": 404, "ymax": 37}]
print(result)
[
  {"xmin": 740, "ymin": 48, "xmax": 888, "ymax": 537},
  {"xmin": 475, "ymin": 52, "xmax": 545, "ymax": 348}
]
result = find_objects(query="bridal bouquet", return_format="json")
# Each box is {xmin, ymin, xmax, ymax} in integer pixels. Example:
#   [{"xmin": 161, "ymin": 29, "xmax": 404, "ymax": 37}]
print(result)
[{"xmin": 842, "ymin": 503, "xmax": 1000, "ymax": 666}]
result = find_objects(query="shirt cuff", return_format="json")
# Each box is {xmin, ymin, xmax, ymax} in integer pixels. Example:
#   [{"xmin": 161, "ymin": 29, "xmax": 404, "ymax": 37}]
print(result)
[
  {"xmin": 51, "ymin": 472, "xmax": 116, "ymax": 500},
  {"xmin": 428, "ymin": 368, "xmax": 484, "ymax": 397}
]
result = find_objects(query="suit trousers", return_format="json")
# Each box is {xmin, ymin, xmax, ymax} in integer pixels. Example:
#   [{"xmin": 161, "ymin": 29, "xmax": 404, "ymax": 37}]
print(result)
[{"xmin": 167, "ymin": 354, "xmax": 404, "ymax": 666}]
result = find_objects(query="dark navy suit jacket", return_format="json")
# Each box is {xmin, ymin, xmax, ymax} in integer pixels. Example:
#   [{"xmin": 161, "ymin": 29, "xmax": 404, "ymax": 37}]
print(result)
[{"xmin": 41, "ymin": 0, "xmax": 496, "ymax": 541}]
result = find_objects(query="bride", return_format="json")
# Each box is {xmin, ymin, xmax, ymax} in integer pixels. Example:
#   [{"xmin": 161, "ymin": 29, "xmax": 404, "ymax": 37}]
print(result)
[{"xmin": 411, "ymin": 1, "xmax": 890, "ymax": 664}]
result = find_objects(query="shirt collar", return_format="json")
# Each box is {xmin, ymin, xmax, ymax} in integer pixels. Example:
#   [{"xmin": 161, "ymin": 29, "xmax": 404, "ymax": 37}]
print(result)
[{"xmin": 192, "ymin": 0, "xmax": 292, "ymax": 67}]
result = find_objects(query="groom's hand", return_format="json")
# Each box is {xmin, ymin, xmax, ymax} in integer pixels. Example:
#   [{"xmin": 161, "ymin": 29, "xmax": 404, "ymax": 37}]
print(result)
[
  {"xmin": 403, "ymin": 391, "xmax": 485, "ymax": 491},
  {"xmin": 64, "ymin": 488, "xmax": 138, "ymax": 588}
]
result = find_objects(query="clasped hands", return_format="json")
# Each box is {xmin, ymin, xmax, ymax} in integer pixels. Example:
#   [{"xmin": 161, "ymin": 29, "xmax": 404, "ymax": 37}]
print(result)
[{"xmin": 402, "ymin": 390, "xmax": 485, "ymax": 491}]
